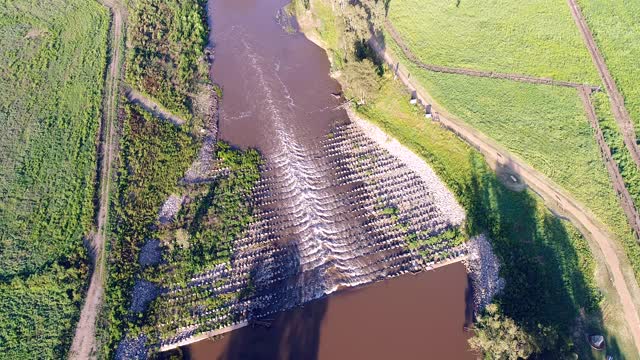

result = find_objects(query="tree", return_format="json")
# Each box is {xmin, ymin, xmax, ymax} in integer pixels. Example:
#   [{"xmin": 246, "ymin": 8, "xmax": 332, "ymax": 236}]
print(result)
[
  {"xmin": 341, "ymin": 58, "xmax": 380, "ymax": 104},
  {"xmin": 469, "ymin": 304, "xmax": 540, "ymax": 360}
]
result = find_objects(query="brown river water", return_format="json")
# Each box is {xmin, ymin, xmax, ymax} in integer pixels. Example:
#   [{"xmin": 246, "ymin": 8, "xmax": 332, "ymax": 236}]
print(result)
[
  {"xmin": 183, "ymin": 0, "xmax": 476, "ymax": 358},
  {"xmin": 186, "ymin": 263, "xmax": 475, "ymax": 360}
]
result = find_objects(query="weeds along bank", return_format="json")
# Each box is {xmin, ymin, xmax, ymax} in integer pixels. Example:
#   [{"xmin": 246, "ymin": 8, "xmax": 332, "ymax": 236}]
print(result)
[
  {"xmin": 293, "ymin": 0, "xmax": 633, "ymax": 357},
  {"xmin": 98, "ymin": 0, "xmax": 262, "ymax": 357},
  {"xmin": 0, "ymin": 1, "xmax": 109, "ymax": 358}
]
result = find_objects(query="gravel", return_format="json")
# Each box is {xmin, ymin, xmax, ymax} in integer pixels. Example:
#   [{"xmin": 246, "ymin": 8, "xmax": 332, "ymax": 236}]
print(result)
[
  {"xmin": 138, "ymin": 239, "xmax": 162, "ymax": 267},
  {"xmin": 158, "ymin": 194, "xmax": 184, "ymax": 224},
  {"xmin": 348, "ymin": 108, "xmax": 466, "ymax": 226},
  {"xmin": 115, "ymin": 335, "xmax": 147, "ymax": 360},
  {"xmin": 130, "ymin": 279, "xmax": 161, "ymax": 314},
  {"xmin": 465, "ymin": 234, "xmax": 505, "ymax": 313}
]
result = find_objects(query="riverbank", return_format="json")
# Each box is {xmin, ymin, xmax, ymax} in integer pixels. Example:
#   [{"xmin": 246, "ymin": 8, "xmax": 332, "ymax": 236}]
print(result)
[{"xmin": 291, "ymin": 0, "xmax": 632, "ymax": 356}]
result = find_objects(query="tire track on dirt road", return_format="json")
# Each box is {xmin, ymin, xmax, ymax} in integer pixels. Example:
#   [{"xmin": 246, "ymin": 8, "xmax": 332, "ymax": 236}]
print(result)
[
  {"xmin": 567, "ymin": 0, "xmax": 640, "ymax": 170},
  {"xmin": 383, "ymin": 20, "xmax": 600, "ymax": 92},
  {"xmin": 579, "ymin": 86, "xmax": 640, "ymax": 238},
  {"xmin": 69, "ymin": 0, "xmax": 123, "ymax": 358},
  {"xmin": 368, "ymin": 36, "xmax": 640, "ymax": 354}
]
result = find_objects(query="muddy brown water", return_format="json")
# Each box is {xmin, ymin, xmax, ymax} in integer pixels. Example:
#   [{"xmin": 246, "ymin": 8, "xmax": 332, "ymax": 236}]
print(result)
[
  {"xmin": 209, "ymin": 0, "xmax": 346, "ymax": 151},
  {"xmin": 197, "ymin": 0, "xmax": 475, "ymax": 358},
  {"xmin": 185, "ymin": 262, "xmax": 475, "ymax": 360}
]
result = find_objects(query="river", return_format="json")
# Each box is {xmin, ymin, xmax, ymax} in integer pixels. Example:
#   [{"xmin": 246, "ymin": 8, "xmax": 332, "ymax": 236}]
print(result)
[
  {"xmin": 183, "ymin": 0, "xmax": 476, "ymax": 358},
  {"xmin": 186, "ymin": 262, "xmax": 475, "ymax": 359}
]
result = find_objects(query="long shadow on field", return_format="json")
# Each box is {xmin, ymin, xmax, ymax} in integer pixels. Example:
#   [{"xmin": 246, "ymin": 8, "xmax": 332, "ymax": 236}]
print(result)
[{"xmin": 464, "ymin": 154, "xmax": 622, "ymax": 358}]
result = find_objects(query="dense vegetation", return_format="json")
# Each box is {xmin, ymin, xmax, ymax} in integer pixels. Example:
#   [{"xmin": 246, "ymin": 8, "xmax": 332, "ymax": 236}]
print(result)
[
  {"xmin": 0, "ymin": 0, "xmax": 108, "ymax": 357},
  {"xmin": 127, "ymin": 0, "xmax": 209, "ymax": 119},
  {"xmin": 101, "ymin": 104, "xmax": 199, "ymax": 357},
  {"xmin": 294, "ymin": 0, "xmax": 630, "ymax": 357},
  {"xmin": 101, "ymin": 102, "xmax": 261, "ymax": 354},
  {"xmin": 142, "ymin": 143, "xmax": 261, "ymax": 341},
  {"xmin": 577, "ymin": 0, "xmax": 640, "ymax": 134},
  {"xmin": 387, "ymin": 0, "xmax": 599, "ymax": 83}
]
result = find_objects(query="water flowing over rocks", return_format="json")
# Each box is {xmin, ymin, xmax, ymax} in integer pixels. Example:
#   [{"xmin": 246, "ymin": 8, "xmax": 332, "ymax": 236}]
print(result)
[
  {"xmin": 465, "ymin": 234, "xmax": 505, "ymax": 314},
  {"xmin": 153, "ymin": 120, "xmax": 468, "ymax": 350}
]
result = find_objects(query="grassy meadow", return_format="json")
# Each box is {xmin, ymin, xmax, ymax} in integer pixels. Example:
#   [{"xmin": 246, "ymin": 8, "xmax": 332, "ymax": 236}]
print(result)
[
  {"xmin": 386, "ymin": 0, "xmax": 599, "ymax": 83},
  {"xmin": 382, "ymin": 4, "xmax": 640, "ymax": 285},
  {"xmin": 0, "ymin": 0, "xmax": 109, "ymax": 357},
  {"xmin": 577, "ymin": 0, "xmax": 640, "ymax": 134}
]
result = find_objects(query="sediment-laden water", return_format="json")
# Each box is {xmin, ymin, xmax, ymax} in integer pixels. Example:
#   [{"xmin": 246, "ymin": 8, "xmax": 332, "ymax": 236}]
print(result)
[
  {"xmin": 148, "ymin": 0, "xmax": 474, "ymax": 356},
  {"xmin": 186, "ymin": 262, "xmax": 476, "ymax": 360}
]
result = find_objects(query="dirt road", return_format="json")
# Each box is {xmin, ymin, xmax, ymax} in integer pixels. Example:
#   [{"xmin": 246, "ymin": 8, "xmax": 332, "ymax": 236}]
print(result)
[
  {"xmin": 368, "ymin": 37, "xmax": 640, "ymax": 354},
  {"xmin": 567, "ymin": 0, "xmax": 640, "ymax": 170},
  {"xmin": 383, "ymin": 20, "xmax": 600, "ymax": 91},
  {"xmin": 68, "ymin": 1, "xmax": 123, "ymax": 358},
  {"xmin": 579, "ymin": 86, "xmax": 640, "ymax": 236}
]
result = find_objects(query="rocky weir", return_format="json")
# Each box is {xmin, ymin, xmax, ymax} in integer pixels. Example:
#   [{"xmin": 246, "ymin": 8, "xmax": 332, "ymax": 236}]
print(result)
[{"xmin": 120, "ymin": 0, "xmax": 484, "ymax": 355}]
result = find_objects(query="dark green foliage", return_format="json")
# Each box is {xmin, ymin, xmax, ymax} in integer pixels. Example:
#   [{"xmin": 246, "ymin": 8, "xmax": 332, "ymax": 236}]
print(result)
[
  {"xmin": 469, "ymin": 304, "xmax": 541, "ymax": 359},
  {"xmin": 0, "ymin": 264, "xmax": 89, "ymax": 358},
  {"xmin": 127, "ymin": 0, "xmax": 209, "ymax": 118},
  {"xmin": 0, "ymin": 0, "xmax": 109, "ymax": 357},
  {"xmin": 160, "ymin": 142, "xmax": 262, "ymax": 284},
  {"xmin": 101, "ymin": 103, "xmax": 199, "ymax": 357},
  {"xmin": 140, "ymin": 144, "xmax": 261, "ymax": 341}
]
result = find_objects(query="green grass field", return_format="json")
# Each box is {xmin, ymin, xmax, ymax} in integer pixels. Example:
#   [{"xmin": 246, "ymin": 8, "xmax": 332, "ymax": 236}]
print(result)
[
  {"xmin": 0, "ymin": 0, "xmax": 109, "ymax": 357},
  {"xmin": 386, "ymin": 0, "xmax": 599, "ymax": 84},
  {"xmin": 383, "ymin": 8, "xmax": 640, "ymax": 284},
  {"xmin": 577, "ymin": 0, "xmax": 640, "ymax": 134}
]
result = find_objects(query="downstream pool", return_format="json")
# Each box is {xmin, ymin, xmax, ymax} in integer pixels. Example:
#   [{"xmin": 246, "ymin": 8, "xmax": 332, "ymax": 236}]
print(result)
[{"xmin": 185, "ymin": 263, "xmax": 475, "ymax": 360}]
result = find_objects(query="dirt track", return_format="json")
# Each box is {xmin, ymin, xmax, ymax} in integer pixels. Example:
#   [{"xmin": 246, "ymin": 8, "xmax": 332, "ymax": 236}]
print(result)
[
  {"xmin": 579, "ymin": 86, "xmax": 640, "ymax": 236},
  {"xmin": 368, "ymin": 36, "xmax": 640, "ymax": 354},
  {"xmin": 383, "ymin": 20, "xmax": 600, "ymax": 91},
  {"xmin": 68, "ymin": 1, "xmax": 123, "ymax": 358},
  {"xmin": 567, "ymin": 0, "xmax": 640, "ymax": 170}
]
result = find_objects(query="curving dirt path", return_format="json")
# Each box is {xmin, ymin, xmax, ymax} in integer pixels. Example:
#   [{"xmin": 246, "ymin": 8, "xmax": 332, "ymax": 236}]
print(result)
[
  {"xmin": 68, "ymin": 0, "xmax": 124, "ymax": 358},
  {"xmin": 567, "ymin": 0, "xmax": 640, "ymax": 170},
  {"xmin": 368, "ymin": 36, "xmax": 640, "ymax": 354},
  {"xmin": 383, "ymin": 20, "xmax": 600, "ymax": 91}
]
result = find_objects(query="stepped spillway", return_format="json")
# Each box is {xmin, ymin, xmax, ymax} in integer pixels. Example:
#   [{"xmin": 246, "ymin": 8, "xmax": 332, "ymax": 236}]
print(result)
[{"xmin": 153, "ymin": 119, "xmax": 466, "ymax": 350}]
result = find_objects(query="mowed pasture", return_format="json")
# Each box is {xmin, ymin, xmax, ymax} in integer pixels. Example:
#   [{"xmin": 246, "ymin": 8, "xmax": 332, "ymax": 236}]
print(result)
[
  {"xmin": 387, "ymin": 0, "xmax": 600, "ymax": 84},
  {"xmin": 0, "ymin": 0, "xmax": 108, "ymax": 357},
  {"xmin": 390, "ymin": 35, "xmax": 640, "ymax": 281},
  {"xmin": 576, "ymin": 0, "xmax": 640, "ymax": 140}
]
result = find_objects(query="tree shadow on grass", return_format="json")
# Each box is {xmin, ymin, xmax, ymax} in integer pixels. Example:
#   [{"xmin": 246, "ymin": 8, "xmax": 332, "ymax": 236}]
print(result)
[{"xmin": 465, "ymin": 154, "xmax": 622, "ymax": 358}]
